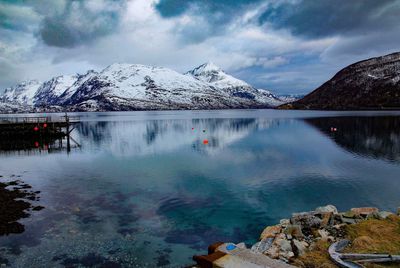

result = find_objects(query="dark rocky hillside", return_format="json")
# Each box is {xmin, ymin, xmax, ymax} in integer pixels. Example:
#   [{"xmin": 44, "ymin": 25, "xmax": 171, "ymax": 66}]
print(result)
[{"xmin": 281, "ymin": 52, "xmax": 400, "ymax": 110}]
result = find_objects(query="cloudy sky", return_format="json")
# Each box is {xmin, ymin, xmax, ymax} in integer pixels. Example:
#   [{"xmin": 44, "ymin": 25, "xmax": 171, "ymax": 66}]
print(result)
[{"xmin": 1, "ymin": 0, "xmax": 400, "ymax": 94}]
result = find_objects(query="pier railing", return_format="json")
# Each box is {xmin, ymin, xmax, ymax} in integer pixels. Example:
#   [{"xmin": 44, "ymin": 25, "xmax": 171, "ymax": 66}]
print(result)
[{"xmin": 0, "ymin": 116, "xmax": 80, "ymax": 125}]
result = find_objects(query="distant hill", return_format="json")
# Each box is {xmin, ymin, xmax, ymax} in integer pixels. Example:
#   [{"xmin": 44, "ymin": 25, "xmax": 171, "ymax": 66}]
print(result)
[
  {"xmin": 0, "ymin": 63, "xmax": 290, "ymax": 113},
  {"xmin": 280, "ymin": 52, "xmax": 400, "ymax": 110}
]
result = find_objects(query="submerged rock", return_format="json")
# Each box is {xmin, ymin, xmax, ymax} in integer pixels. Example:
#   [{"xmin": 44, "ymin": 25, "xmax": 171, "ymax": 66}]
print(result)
[{"xmin": 0, "ymin": 179, "xmax": 43, "ymax": 236}]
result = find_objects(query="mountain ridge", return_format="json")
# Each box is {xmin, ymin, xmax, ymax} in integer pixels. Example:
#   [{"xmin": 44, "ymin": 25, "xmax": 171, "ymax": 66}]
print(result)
[
  {"xmin": 0, "ymin": 62, "xmax": 289, "ymax": 113},
  {"xmin": 281, "ymin": 52, "xmax": 400, "ymax": 110}
]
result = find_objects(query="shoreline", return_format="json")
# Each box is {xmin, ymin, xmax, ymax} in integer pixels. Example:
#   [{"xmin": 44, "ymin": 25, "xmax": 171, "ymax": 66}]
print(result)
[{"xmin": 194, "ymin": 205, "xmax": 400, "ymax": 267}]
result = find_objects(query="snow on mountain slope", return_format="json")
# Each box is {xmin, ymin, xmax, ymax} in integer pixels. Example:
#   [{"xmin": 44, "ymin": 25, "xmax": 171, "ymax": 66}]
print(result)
[
  {"xmin": 1, "ymin": 80, "xmax": 42, "ymax": 105},
  {"xmin": 1, "ymin": 62, "xmax": 284, "ymax": 112},
  {"xmin": 65, "ymin": 63, "xmax": 280, "ymax": 110},
  {"xmin": 34, "ymin": 74, "xmax": 79, "ymax": 106},
  {"xmin": 186, "ymin": 62, "xmax": 251, "ymax": 89},
  {"xmin": 187, "ymin": 62, "xmax": 285, "ymax": 106},
  {"xmin": 64, "ymin": 63, "xmax": 229, "ymax": 109}
]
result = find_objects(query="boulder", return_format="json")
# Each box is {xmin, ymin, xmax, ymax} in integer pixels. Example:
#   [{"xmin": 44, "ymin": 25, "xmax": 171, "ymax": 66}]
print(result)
[
  {"xmin": 275, "ymin": 236, "xmax": 294, "ymax": 261},
  {"xmin": 280, "ymin": 219, "xmax": 290, "ymax": 227},
  {"xmin": 315, "ymin": 205, "xmax": 338, "ymax": 214},
  {"xmin": 291, "ymin": 212, "xmax": 322, "ymax": 227},
  {"xmin": 397, "ymin": 207, "xmax": 400, "ymax": 216},
  {"xmin": 377, "ymin": 211, "xmax": 394, "ymax": 219},
  {"xmin": 292, "ymin": 239, "xmax": 308, "ymax": 256},
  {"xmin": 251, "ymin": 238, "xmax": 273, "ymax": 254},
  {"xmin": 342, "ymin": 217, "xmax": 357, "ymax": 224},
  {"xmin": 342, "ymin": 211, "xmax": 357, "ymax": 218},
  {"xmin": 317, "ymin": 229, "xmax": 329, "ymax": 240},
  {"xmin": 260, "ymin": 225, "xmax": 282, "ymax": 240},
  {"xmin": 291, "ymin": 213, "xmax": 322, "ymax": 236},
  {"xmin": 236, "ymin": 242, "xmax": 247, "ymax": 249},
  {"xmin": 284, "ymin": 225, "xmax": 304, "ymax": 239},
  {"xmin": 319, "ymin": 212, "xmax": 334, "ymax": 227},
  {"xmin": 351, "ymin": 207, "xmax": 379, "ymax": 217}
]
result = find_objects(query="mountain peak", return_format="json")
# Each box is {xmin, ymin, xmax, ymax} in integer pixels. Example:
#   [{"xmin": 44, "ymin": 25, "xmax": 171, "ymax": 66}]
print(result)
[
  {"xmin": 187, "ymin": 62, "xmax": 223, "ymax": 76},
  {"xmin": 201, "ymin": 61, "xmax": 222, "ymax": 71}
]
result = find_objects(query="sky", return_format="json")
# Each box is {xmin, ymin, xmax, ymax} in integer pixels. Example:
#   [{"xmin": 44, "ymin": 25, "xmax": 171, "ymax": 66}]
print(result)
[{"xmin": 1, "ymin": 0, "xmax": 400, "ymax": 95}]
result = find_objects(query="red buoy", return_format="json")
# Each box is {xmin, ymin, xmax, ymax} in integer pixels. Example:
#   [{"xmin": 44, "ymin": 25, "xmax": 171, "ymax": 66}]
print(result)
[
  {"xmin": 203, "ymin": 139, "xmax": 209, "ymax": 144},
  {"xmin": 33, "ymin": 126, "xmax": 39, "ymax": 131},
  {"xmin": 34, "ymin": 141, "xmax": 39, "ymax": 147},
  {"xmin": 43, "ymin": 123, "xmax": 47, "ymax": 128}
]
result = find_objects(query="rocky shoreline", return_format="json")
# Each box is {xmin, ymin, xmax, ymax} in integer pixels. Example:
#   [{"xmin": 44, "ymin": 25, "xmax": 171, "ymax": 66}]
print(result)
[
  {"xmin": 192, "ymin": 205, "xmax": 400, "ymax": 267},
  {"xmin": 251, "ymin": 205, "xmax": 400, "ymax": 266}
]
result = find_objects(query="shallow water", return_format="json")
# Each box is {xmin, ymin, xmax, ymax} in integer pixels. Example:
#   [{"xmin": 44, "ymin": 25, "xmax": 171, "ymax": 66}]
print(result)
[{"xmin": 1, "ymin": 109, "xmax": 400, "ymax": 267}]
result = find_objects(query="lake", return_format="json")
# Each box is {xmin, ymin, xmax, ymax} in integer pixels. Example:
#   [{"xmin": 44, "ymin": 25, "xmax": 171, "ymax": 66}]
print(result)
[{"xmin": 1, "ymin": 109, "xmax": 400, "ymax": 267}]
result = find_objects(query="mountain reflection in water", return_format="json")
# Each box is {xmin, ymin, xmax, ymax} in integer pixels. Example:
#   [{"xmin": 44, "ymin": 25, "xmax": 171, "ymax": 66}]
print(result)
[
  {"xmin": 305, "ymin": 116, "xmax": 400, "ymax": 162},
  {"xmin": 74, "ymin": 118, "xmax": 277, "ymax": 156},
  {"xmin": 1, "ymin": 111, "xmax": 400, "ymax": 267}
]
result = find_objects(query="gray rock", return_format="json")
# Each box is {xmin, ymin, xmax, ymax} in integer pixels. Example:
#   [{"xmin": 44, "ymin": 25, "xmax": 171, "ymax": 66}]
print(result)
[
  {"xmin": 342, "ymin": 217, "xmax": 357, "ymax": 224},
  {"xmin": 276, "ymin": 238, "xmax": 292, "ymax": 252},
  {"xmin": 377, "ymin": 211, "xmax": 394, "ymax": 219},
  {"xmin": 237, "ymin": 242, "xmax": 247, "ymax": 249},
  {"xmin": 317, "ymin": 229, "xmax": 329, "ymax": 240},
  {"xmin": 291, "ymin": 213, "xmax": 322, "ymax": 234},
  {"xmin": 315, "ymin": 205, "xmax": 338, "ymax": 214},
  {"xmin": 292, "ymin": 239, "xmax": 308, "ymax": 256},
  {"xmin": 275, "ymin": 237, "xmax": 294, "ymax": 261},
  {"xmin": 280, "ymin": 219, "xmax": 290, "ymax": 227},
  {"xmin": 251, "ymin": 238, "xmax": 274, "ymax": 254}
]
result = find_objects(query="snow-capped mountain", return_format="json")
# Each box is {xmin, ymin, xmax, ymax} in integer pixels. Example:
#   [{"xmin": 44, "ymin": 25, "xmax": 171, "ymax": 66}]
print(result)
[
  {"xmin": 0, "ymin": 62, "xmax": 287, "ymax": 113},
  {"xmin": 186, "ymin": 62, "xmax": 251, "ymax": 89},
  {"xmin": 283, "ymin": 52, "xmax": 400, "ymax": 110},
  {"xmin": 34, "ymin": 74, "xmax": 79, "ymax": 106},
  {"xmin": 186, "ymin": 62, "xmax": 284, "ymax": 106},
  {"xmin": 1, "ymin": 80, "xmax": 42, "ymax": 106}
]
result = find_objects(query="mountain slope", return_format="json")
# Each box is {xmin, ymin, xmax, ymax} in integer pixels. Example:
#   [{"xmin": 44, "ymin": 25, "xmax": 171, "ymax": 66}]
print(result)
[
  {"xmin": 282, "ymin": 52, "xmax": 400, "ymax": 110},
  {"xmin": 0, "ymin": 63, "xmax": 286, "ymax": 112},
  {"xmin": 34, "ymin": 75, "xmax": 79, "ymax": 106},
  {"xmin": 186, "ymin": 62, "xmax": 284, "ymax": 106},
  {"xmin": 1, "ymin": 80, "xmax": 42, "ymax": 106}
]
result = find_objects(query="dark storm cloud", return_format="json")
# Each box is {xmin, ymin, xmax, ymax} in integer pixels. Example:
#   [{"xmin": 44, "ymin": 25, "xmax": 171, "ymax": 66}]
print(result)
[
  {"xmin": 1, "ymin": 0, "xmax": 400, "ymax": 94},
  {"xmin": 155, "ymin": 0, "xmax": 265, "ymax": 42},
  {"xmin": 258, "ymin": 0, "xmax": 400, "ymax": 38},
  {"xmin": 156, "ymin": 0, "xmax": 400, "ymax": 39},
  {"xmin": 39, "ymin": 0, "xmax": 125, "ymax": 48},
  {"xmin": 0, "ymin": 0, "xmax": 125, "ymax": 48}
]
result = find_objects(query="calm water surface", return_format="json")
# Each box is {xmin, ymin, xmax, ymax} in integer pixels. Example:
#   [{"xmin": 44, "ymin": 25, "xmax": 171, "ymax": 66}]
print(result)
[{"xmin": 1, "ymin": 110, "xmax": 400, "ymax": 267}]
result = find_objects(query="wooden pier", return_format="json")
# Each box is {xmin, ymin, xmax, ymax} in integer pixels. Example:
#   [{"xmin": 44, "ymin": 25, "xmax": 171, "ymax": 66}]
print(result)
[{"xmin": 0, "ymin": 114, "xmax": 80, "ymax": 153}]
